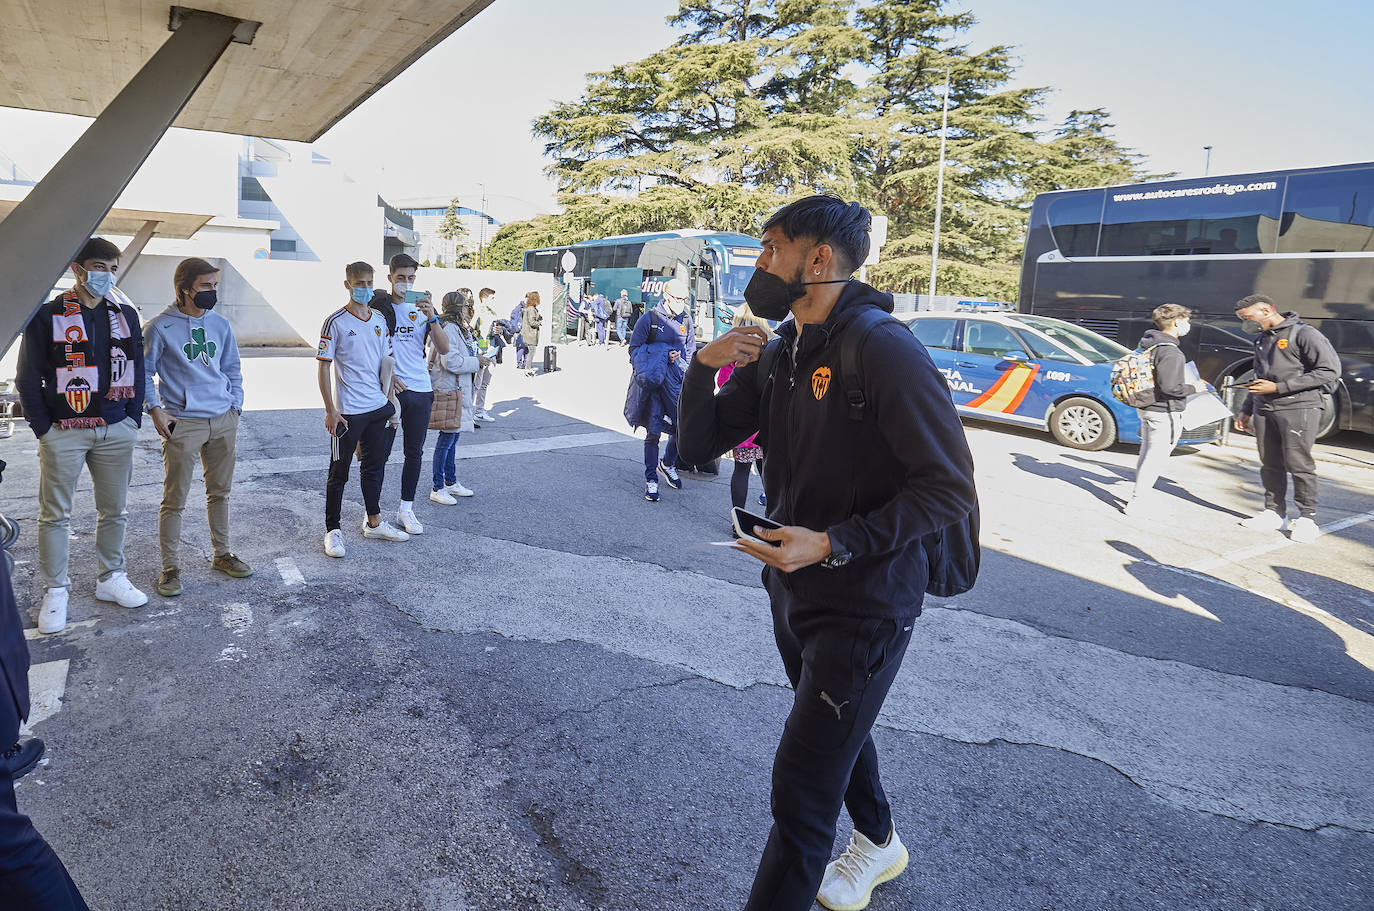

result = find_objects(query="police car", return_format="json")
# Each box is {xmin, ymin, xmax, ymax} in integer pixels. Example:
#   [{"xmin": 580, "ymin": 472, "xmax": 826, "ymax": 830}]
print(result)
[{"xmin": 901, "ymin": 310, "xmax": 1223, "ymax": 451}]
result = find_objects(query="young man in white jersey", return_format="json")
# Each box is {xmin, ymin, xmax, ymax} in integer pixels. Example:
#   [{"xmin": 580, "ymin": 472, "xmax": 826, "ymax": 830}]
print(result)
[
  {"xmin": 317, "ymin": 261, "xmax": 409, "ymax": 557},
  {"xmin": 373, "ymin": 253, "xmax": 448, "ymax": 534}
]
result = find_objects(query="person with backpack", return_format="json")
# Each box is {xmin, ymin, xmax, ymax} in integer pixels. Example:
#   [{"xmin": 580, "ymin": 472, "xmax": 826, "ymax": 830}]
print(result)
[
  {"xmin": 509, "ymin": 300, "xmax": 527, "ymax": 369},
  {"xmin": 625, "ymin": 279, "xmax": 693, "ymax": 502},
  {"xmin": 1122, "ymin": 303, "xmax": 1209, "ymax": 516},
  {"xmin": 1232, "ymin": 293, "xmax": 1340, "ymax": 544},
  {"xmin": 678, "ymin": 196, "xmax": 978, "ymax": 911}
]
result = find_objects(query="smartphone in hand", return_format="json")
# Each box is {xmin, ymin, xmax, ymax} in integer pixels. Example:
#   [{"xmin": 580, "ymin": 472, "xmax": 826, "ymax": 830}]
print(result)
[
  {"xmin": 404, "ymin": 290, "xmax": 425, "ymax": 305},
  {"xmin": 731, "ymin": 507, "xmax": 783, "ymax": 547}
]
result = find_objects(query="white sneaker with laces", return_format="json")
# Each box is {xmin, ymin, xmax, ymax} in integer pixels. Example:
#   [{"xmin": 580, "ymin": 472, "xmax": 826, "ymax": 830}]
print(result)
[
  {"xmin": 396, "ymin": 506, "xmax": 424, "ymax": 535},
  {"xmin": 1239, "ymin": 509, "xmax": 1286, "ymax": 531},
  {"xmin": 38, "ymin": 588, "xmax": 68, "ymax": 634},
  {"xmin": 817, "ymin": 828, "xmax": 909, "ymax": 911},
  {"xmin": 429, "ymin": 487, "xmax": 458, "ymax": 505},
  {"xmin": 94, "ymin": 571, "xmax": 148, "ymax": 608},
  {"xmin": 475, "ymin": 411, "xmax": 495, "ymax": 422},
  {"xmin": 361, "ymin": 519, "xmax": 410, "ymax": 542},
  {"xmin": 1288, "ymin": 516, "xmax": 1320, "ymax": 543},
  {"xmin": 324, "ymin": 529, "xmax": 346, "ymax": 558},
  {"xmin": 446, "ymin": 482, "xmax": 474, "ymax": 498}
]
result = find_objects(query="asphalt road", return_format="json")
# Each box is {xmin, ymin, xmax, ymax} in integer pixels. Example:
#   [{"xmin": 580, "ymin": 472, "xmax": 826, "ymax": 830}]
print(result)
[{"xmin": 3, "ymin": 343, "xmax": 1371, "ymax": 911}]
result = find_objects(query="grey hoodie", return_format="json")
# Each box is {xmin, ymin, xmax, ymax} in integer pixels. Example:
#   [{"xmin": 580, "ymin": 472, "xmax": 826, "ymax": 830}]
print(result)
[{"xmin": 144, "ymin": 305, "xmax": 243, "ymax": 419}]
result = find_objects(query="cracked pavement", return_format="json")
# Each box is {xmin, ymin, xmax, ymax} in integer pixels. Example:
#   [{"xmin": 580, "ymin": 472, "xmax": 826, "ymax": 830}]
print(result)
[{"xmin": 3, "ymin": 344, "xmax": 1372, "ymax": 910}]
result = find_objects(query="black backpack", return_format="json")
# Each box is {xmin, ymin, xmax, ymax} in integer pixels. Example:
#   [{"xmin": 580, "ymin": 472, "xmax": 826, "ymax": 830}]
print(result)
[{"xmin": 757, "ymin": 308, "xmax": 980, "ymax": 598}]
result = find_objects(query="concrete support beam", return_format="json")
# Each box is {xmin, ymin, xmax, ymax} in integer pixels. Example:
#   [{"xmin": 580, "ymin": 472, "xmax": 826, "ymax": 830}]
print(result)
[
  {"xmin": 119, "ymin": 219, "xmax": 162, "ymax": 277},
  {"xmin": 0, "ymin": 8, "xmax": 252, "ymax": 355}
]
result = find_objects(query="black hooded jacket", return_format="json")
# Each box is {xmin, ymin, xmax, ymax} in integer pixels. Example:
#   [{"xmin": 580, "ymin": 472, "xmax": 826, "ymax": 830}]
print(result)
[
  {"xmin": 677, "ymin": 281, "xmax": 977, "ymax": 618},
  {"xmin": 1241, "ymin": 312, "xmax": 1341, "ymax": 415},
  {"xmin": 1136, "ymin": 328, "xmax": 1191, "ymax": 413}
]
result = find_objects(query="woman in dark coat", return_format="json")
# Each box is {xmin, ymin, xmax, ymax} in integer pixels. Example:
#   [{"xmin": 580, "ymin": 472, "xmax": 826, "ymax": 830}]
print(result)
[{"xmin": 624, "ymin": 279, "xmax": 694, "ymax": 501}]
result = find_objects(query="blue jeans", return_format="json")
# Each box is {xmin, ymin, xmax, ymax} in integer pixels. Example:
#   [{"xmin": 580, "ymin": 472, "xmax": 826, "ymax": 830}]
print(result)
[
  {"xmin": 432, "ymin": 431, "xmax": 459, "ymax": 490},
  {"xmin": 615, "ymin": 317, "xmax": 628, "ymax": 343},
  {"xmin": 644, "ymin": 432, "xmax": 678, "ymax": 482}
]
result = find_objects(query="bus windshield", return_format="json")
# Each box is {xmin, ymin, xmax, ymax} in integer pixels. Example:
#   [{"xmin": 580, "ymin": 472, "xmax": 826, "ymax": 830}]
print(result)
[
  {"xmin": 716, "ymin": 245, "xmax": 761, "ymax": 302},
  {"xmin": 1018, "ymin": 316, "xmax": 1129, "ymax": 363}
]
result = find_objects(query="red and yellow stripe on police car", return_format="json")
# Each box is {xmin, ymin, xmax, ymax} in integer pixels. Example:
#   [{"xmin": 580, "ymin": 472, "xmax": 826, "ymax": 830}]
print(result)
[{"xmin": 966, "ymin": 363, "xmax": 1041, "ymax": 414}]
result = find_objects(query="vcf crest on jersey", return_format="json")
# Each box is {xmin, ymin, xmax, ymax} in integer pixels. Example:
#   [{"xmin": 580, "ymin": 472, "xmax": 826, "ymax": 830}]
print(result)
[{"xmin": 57, "ymin": 367, "xmax": 97, "ymax": 413}]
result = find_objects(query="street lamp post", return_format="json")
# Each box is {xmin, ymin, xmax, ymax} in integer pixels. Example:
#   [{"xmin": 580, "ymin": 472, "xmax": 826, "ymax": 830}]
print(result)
[
  {"xmin": 930, "ymin": 70, "xmax": 951, "ymax": 302},
  {"xmin": 1203, "ymin": 145, "xmax": 1213, "ymax": 177}
]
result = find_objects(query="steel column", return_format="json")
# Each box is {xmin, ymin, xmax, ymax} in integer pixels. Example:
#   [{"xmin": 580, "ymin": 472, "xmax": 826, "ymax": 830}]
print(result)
[{"xmin": 0, "ymin": 9, "xmax": 249, "ymax": 354}]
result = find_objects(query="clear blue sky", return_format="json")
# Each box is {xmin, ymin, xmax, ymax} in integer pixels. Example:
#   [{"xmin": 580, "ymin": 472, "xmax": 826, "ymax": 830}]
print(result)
[{"xmin": 2, "ymin": 0, "xmax": 1371, "ymax": 221}]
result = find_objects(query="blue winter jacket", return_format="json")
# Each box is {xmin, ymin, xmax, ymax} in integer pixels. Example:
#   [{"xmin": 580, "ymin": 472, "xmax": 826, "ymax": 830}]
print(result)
[{"xmin": 624, "ymin": 307, "xmax": 692, "ymax": 435}]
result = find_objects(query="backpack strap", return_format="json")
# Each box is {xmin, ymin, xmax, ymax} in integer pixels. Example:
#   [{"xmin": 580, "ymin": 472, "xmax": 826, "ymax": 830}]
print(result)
[{"xmin": 838, "ymin": 308, "xmax": 897, "ymax": 422}]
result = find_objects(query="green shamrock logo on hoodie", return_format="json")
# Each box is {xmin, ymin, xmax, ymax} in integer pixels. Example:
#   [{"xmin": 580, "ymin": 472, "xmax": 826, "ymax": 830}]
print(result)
[{"xmin": 184, "ymin": 326, "xmax": 217, "ymax": 364}]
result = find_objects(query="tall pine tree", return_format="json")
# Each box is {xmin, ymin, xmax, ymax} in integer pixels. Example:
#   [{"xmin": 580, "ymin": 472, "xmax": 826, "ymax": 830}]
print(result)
[{"xmin": 489, "ymin": 0, "xmax": 1155, "ymax": 298}]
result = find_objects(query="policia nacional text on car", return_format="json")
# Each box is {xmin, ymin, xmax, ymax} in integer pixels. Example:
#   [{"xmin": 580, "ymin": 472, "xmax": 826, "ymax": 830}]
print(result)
[{"xmin": 678, "ymin": 196, "xmax": 977, "ymax": 911}]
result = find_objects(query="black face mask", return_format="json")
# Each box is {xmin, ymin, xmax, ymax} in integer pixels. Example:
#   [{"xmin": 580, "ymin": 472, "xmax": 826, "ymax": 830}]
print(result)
[
  {"xmin": 192, "ymin": 289, "xmax": 218, "ymax": 311},
  {"xmin": 743, "ymin": 268, "xmax": 850, "ymax": 321}
]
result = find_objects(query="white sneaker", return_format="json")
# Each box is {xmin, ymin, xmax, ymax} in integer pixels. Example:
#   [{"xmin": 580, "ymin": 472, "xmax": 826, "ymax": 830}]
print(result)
[
  {"xmin": 395, "ymin": 507, "xmax": 424, "ymax": 535},
  {"xmin": 429, "ymin": 488, "xmax": 458, "ymax": 506},
  {"xmin": 94, "ymin": 571, "xmax": 148, "ymax": 608},
  {"xmin": 818, "ymin": 828, "xmax": 909, "ymax": 911},
  {"xmin": 324, "ymin": 529, "xmax": 346, "ymax": 558},
  {"xmin": 361, "ymin": 519, "xmax": 410, "ymax": 542},
  {"xmin": 475, "ymin": 411, "xmax": 495, "ymax": 422},
  {"xmin": 1288, "ymin": 516, "xmax": 1320, "ymax": 544},
  {"xmin": 38, "ymin": 588, "xmax": 68, "ymax": 634},
  {"xmin": 1239, "ymin": 509, "xmax": 1286, "ymax": 531},
  {"xmin": 446, "ymin": 482, "xmax": 474, "ymax": 498}
]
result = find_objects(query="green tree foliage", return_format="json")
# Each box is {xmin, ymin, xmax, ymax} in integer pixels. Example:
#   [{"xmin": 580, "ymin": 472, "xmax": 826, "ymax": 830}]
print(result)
[
  {"xmin": 499, "ymin": 0, "xmax": 1155, "ymax": 298},
  {"xmin": 437, "ymin": 197, "xmax": 469, "ymax": 249}
]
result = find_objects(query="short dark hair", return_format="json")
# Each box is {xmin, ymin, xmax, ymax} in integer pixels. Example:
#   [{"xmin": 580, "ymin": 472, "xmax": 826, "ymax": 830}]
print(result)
[
  {"xmin": 1235, "ymin": 293, "xmax": 1274, "ymax": 311},
  {"xmin": 345, "ymin": 261, "xmax": 374, "ymax": 281},
  {"xmin": 761, "ymin": 195, "xmax": 872, "ymax": 274},
  {"xmin": 75, "ymin": 237, "xmax": 121, "ymax": 266},
  {"xmin": 174, "ymin": 257, "xmax": 219, "ymax": 298},
  {"xmin": 389, "ymin": 253, "xmax": 419, "ymax": 273}
]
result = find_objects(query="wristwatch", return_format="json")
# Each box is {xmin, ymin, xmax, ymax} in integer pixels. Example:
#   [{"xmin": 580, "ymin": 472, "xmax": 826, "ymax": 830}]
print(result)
[{"xmin": 820, "ymin": 550, "xmax": 852, "ymax": 569}]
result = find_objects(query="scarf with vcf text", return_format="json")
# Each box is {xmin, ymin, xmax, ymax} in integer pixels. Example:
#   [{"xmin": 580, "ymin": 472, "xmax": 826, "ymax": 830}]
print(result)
[{"xmin": 46, "ymin": 288, "xmax": 137, "ymax": 428}]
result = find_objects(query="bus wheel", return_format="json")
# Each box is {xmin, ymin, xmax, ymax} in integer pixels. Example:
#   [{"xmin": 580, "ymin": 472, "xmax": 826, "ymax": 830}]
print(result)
[{"xmin": 1050, "ymin": 397, "xmax": 1117, "ymax": 451}]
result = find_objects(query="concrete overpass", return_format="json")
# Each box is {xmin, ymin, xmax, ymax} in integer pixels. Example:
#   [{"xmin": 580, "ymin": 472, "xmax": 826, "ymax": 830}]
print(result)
[{"xmin": 0, "ymin": 0, "xmax": 496, "ymax": 351}]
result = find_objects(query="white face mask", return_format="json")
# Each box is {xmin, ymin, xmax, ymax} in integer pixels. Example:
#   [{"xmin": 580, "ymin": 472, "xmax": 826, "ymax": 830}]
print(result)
[
  {"xmin": 662, "ymin": 298, "xmax": 686, "ymax": 317},
  {"xmin": 394, "ymin": 281, "xmax": 414, "ymax": 297},
  {"xmin": 1176, "ymin": 321, "xmax": 1191, "ymax": 337}
]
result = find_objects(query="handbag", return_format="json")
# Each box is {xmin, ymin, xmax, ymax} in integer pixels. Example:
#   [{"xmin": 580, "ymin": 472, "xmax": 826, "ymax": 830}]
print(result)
[{"xmin": 428, "ymin": 390, "xmax": 462, "ymax": 431}]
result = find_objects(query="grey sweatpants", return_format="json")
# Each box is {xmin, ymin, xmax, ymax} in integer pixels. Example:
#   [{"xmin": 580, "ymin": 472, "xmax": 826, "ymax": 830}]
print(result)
[
  {"xmin": 37, "ymin": 419, "xmax": 138, "ymax": 589},
  {"xmin": 1133, "ymin": 409, "xmax": 1182, "ymax": 501}
]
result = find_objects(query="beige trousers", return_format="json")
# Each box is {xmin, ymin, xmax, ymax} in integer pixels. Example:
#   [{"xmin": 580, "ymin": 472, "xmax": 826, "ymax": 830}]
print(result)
[{"xmin": 159, "ymin": 409, "xmax": 239, "ymax": 571}]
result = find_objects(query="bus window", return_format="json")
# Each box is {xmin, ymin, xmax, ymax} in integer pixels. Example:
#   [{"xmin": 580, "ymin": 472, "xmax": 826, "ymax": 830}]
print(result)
[
  {"xmin": 1099, "ymin": 181, "xmax": 1282, "ymax": 256},
  {"xmin": 1047, "ymin": 192, "xmax": 1103, "ymax": 257},
  {"xmin": 1278, "ymin": 167, "xmax": 1374, "ymax": 253}
]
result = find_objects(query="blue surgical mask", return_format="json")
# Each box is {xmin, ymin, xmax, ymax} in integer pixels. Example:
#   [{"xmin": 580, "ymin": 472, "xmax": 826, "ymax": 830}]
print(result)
[
  {"xmin": 83, "ymin": 269, "xmax": 116, "ymax": 300},
  {"xmin": 351, "ymin": 287, "xmax": 373, "ymax": 305}
]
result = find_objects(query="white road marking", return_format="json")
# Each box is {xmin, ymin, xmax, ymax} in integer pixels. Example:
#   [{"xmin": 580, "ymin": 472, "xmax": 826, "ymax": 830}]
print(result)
[
  {"xmin": 1191, "ymin": 509, "xmax": 1374, "ymax": 573},
  {"xmin": 20, "ymin": 659, "xmax": 69, "ymax": 735},
  {"xmin": 24, "ymin": 619, "xmax": 98, "ymax": 640},
  {"xmin": 234, "ymin": 430, "xmax": 633, "ymax": 479},
  {"xmin": 275, "ymin": 556, "xmax": 305, "ymax": 586}
]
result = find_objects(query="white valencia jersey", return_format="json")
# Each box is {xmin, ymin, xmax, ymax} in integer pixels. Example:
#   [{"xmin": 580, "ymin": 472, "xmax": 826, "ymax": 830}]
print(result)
[
  {"xmin": 389, "ymin": 298, "xmax": 434, "ymax": 392},
  {"xmin": 317, "ymin": 306, "xmax": 392, "ymax": 414}
]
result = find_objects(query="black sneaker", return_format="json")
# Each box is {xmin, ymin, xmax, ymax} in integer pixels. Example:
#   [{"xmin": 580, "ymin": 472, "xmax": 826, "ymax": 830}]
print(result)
[
  {"xmin": 3, "ymin": 738, "xmax": 44, "ymax": 780},
  {"xmin": 657, "ymin": 461, "xmax": 683, "ymax": 490}
]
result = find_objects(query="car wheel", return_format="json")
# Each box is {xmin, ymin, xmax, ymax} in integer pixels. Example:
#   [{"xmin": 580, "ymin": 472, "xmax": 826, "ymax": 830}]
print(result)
[{"xmin": 1050, "ymin": 397, "xmax": 1117, "ymax": 451}]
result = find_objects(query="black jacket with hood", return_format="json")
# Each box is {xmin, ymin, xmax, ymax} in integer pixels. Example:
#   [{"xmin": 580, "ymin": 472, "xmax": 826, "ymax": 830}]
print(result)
[
  {"xmin": 1241, "ymin": 312, "xmax": 1340, "ymax": 415},
  {"xmin": 1136, "ymin": 328, "xmax": 1191, "ymax": 413},
  {"xmin": 677, "ymin": 281, "xmax": 977, "ymax": 619}
]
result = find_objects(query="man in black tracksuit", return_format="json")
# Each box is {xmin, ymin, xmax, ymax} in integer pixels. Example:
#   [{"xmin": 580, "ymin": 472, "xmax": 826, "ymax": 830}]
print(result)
[
  {"xmin": 1233, "ymin": 294, "xmax": 1340, "ymax": 544},
  {"xmin": 678, "ymin": 196, "xmax": 976, "ymax": 911}
]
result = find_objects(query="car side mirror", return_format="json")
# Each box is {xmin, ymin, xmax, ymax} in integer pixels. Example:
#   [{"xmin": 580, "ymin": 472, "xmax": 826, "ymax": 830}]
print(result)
[{"xmin": 1002, "ymin": 351, "xmax": 1029, "ymax": 362}]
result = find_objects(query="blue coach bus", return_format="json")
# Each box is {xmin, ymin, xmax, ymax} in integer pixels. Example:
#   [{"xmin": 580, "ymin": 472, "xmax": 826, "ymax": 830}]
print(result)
[
  {"xmin": 523, "ymin": 230, "xmax": 763, "ymax": 342},
  {"xmin": 1019, "ymin": 162, "xmax": 1374, "ymax": 437}
]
